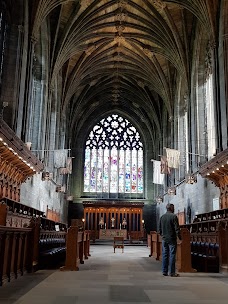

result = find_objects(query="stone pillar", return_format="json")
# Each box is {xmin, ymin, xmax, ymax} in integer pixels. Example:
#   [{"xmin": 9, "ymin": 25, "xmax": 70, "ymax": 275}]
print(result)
[
  {"xmin": 211, "ymin": 41, "xmax": 223, "ymax": 152},
  {"xmin": 22, "ymin": 36, "xmax": 37, "ymax": 142},
  {"xmin": 221, "ymin": 0, "xmax": 228, "ymax": 147}
]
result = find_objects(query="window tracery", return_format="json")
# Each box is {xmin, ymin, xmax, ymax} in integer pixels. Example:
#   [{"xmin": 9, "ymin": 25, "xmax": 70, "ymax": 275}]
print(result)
[{"xmin": 84, "ymin": 114, "xmax": 143, "ymax": 193}]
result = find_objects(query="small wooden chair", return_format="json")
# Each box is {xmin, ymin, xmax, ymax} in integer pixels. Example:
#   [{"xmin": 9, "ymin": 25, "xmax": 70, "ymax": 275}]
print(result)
[{"xmin": 113, "ymin": 236, "xmax": 124, "ymax": 253}]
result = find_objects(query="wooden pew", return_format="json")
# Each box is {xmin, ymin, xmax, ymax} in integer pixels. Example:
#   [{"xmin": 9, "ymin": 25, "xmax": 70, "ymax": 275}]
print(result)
[
  {"xmin": 148, "ymin": 231, "xmax": 160, "ymax": 260},
  {"xmin": 176, "ymin": 228, "xmax": 196, "ymax": 272},
  {"xmin": 0, "ymin": 202, "xmax": 68, "ymax": 287},
  {"xmin": 60, "ymin": 227, "xmax": 90, "ymax": 271},
  {"xmin": 83, "ymin": 231, "xmax": 90, "ymax": 260},
  {"xmin": 181, "ymin": 216, "xmax": 228, "ymax": 273},
  {"xmin": 148, "ymin": 229, "xmax": 195, "ymax": 273},
  {"xmin": 189, "ymin": 231, "xmax": 219, "ymax": 272},
  {"xmin": 218, "ymin": 221, "xmax": 228, "ymax": 273},
  {"xmin": 38, "ymin": 231, "xmax": 66, "ymax": 269},
  {"xmin": 0, "ymin": 226, "xmax": 33, "ymax": 286}
]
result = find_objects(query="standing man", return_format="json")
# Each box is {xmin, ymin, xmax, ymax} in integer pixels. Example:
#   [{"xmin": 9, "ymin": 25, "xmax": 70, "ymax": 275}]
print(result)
[{"xmin": 159, "ymin": 203, "xmax": 182, "ymax": 277}]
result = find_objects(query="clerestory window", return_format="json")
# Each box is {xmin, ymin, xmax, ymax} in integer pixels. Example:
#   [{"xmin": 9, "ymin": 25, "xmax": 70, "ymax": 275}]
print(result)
[{"xmin": 84, "ymin": 114, "xmax": 143, "ymax": 193}]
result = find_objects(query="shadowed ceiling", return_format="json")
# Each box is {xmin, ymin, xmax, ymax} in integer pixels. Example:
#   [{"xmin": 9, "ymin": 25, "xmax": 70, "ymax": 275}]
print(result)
[{"xmin": 31, "ymin": 0, "xmax": 218, "ymax": 141}]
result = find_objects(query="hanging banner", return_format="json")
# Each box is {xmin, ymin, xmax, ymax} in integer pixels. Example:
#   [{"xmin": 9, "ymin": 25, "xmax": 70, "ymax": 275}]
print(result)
[
  {"xmin": 165, "ymin": 148, "xmax": 180, "ymax": 169},
  {"xmin": 53, "ymin": 149, "xmax": 68, "ymax": 168},
  {"xmin": 152, "ymin": 160, "xmax": 165, "ymax": 184},
  {"xmin": 59, "ymin": 157, "xmax": 72, "ymax": 174},
  {"xmin": 160, "ymin": 156, "xmax": 171, "ymax": 174}
]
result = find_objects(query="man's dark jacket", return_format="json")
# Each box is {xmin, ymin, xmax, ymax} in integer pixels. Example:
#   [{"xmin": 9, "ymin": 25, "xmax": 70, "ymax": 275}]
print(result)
[{"xmin": 159, "ymin": 211, "xmax": 181, "ymax": 244}]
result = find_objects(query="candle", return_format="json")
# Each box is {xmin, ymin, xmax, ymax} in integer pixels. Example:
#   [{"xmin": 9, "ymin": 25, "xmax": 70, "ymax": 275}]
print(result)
[
  {"xmin": 120, "ymin": 223, "xmax": 121, "ymax": 229},
  {"xmin": 105, "ymin": 223, "xmax": 106, "ymax": 229}
]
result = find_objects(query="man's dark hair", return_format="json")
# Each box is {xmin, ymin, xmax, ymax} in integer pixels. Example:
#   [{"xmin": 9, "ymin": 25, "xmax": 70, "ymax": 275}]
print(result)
[{"xmin": 166, "ymin": 203, "xmax": 174, "ymax": 211}]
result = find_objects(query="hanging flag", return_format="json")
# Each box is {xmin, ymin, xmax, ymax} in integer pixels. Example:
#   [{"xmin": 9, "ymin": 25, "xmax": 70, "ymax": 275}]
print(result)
[
  {"xmin": 152, "ymin": 160, "xmax": 165, "ymax": 184},
  {"xmin": 165, "ymin": 148, "xmax": 180, "ymax": 169},
  {"xmin": 59, "ymin": 157, "xmax": 72, "ymax": 175},
  {"xmin": 53, "ymin": 149, "xmax": 68, "ymax": 168},
  {"xmin": 66, "ymin": 157, "xmax": 72, "ymax": 174},
  {"xmin": 59, "ymin": 167, "xmax": 68, "ymax": 175},
  {"xmin": 160, "ymin": 156, "xmax": 171, "ymax": 174}
]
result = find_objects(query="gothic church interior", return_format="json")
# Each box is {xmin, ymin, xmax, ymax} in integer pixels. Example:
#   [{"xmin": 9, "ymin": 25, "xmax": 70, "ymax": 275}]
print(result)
[{"xmin": 0, "ymin": 0, "xmax": 228, "ymax": 276}]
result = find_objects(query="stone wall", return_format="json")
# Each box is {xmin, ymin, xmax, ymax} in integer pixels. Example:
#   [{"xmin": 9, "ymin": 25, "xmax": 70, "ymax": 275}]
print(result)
[
  {"xmin": 20, "ymin": 173, "xmax": 68, "ymax": 223},
  {"xmin": 156, "ymin": 173, "xmax": 220, "ymax": 229}
]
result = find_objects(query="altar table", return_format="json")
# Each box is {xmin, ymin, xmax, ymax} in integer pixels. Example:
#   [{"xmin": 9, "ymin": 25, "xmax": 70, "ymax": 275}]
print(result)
[{"xmin": 99, "ymin": 229, "xmax": 127, "ymax": 240}]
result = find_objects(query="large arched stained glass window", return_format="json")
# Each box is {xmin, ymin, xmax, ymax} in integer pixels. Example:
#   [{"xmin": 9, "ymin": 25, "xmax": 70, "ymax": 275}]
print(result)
[{"xmin": 84, "ymin": 114, "xmax": 143, "ymax": 193}]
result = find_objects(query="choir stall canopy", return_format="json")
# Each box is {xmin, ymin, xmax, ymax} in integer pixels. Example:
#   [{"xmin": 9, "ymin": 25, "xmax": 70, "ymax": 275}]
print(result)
[
  {"xmin": 0, "ymin": 119, "xmax": 44, "ymax": 202},
  {"xmin": 199, "ymin": 147, "xmax": 228, "ymax": 209}
]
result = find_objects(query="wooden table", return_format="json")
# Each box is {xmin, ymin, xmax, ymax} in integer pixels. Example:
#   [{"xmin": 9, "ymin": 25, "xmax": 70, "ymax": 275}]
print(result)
[
  {"xmin": 99, "ymin": 229, "xmax": 127, "ymax": 240},
  {"xmin": 113, "ymin": 236, "xmax": 124, "ymax": 253}
]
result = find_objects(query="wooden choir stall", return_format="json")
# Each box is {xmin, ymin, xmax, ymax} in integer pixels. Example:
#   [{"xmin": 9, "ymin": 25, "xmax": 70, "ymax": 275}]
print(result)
[
  {"xmin": 199, "ymin": 147, "xmax": 228, "ymax": 209},
  {"xmin": 83, "ymin": 201, "xmax": 144, "ymax": 242}
]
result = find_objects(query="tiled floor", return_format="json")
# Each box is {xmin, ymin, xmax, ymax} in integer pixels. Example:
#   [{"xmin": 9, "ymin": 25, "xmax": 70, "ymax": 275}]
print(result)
[{"xmin": 0, "ymin": 245, "xmax": 228, "ymax": 304}]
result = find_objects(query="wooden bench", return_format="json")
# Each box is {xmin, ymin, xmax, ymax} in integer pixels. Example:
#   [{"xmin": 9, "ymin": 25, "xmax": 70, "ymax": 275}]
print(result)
[
  {"xmin": 113, "ymin": 236, "xmax": 124, "ymax": 253},
  {"xmin": 0, "ymin": 225, "xmax": 33, "ymax": 286},
  {"xmin": 192, "ymin": 240, "xmax": 219, "ymax": 272},
  {"xmin": 181, "ymin": 217, "xmax": 228, "ymax": 273},
  {"xmin": 61, "ymin": 227, "xmax": 90, "ymax": 271},
  {"xmin": 38, "ymin": 231, "xmax": 66, "ymax": 269}
]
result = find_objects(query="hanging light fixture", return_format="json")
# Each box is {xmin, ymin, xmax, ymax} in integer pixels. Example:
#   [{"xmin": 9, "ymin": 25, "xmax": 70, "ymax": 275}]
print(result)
[
  {"xmin": 167, "ymin": 187, "xmax": 176, "ymax": 195},
  {"xmin": 185, "ymin": 173, "xmax": 197, "ymax": 184},
  {"xmin": 156, "ymin": 196, "xmax": 163, "ymax": 203}
]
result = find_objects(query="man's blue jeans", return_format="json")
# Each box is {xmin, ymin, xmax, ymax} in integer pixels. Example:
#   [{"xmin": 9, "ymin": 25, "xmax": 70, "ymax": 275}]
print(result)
[{"xmin": 162, "ymin": 240, "xmax": 177, "ymax": 275}]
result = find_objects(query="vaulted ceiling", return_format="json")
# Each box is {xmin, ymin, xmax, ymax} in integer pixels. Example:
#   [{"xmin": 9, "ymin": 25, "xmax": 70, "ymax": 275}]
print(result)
[{"xmin": 30, "ymin": 0, "xmax": 218, "ymax": 141}]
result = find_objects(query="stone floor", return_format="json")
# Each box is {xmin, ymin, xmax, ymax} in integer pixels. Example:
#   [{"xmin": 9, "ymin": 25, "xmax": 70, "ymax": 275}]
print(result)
[{"xmin": 0, "ymin": 245, "xmax": 228, "ymax": 304}]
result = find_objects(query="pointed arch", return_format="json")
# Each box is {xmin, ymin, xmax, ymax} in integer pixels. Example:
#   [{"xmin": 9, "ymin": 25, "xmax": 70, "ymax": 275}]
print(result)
[{"xmin": 83, "ymin": 113, "xmax": 143, "ymax": 194}]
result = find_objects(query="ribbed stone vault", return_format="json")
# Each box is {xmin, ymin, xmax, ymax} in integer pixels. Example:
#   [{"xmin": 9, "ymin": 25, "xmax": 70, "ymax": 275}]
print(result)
[{"xmin": 30, "ymin": 0, "xmax": 218, "ymax": 142}]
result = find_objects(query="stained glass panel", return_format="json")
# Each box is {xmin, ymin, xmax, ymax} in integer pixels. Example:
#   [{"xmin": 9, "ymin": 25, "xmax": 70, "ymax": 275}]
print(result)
[
  {"xmin": 97, "ymin": 149, "xmax": 103, "ymax": 192},
  {"xmin": 110, "ymin": 148, "xmax": 118, "ymax": 192},
  {"xmin": 138, "ymin": 149, "xmax": 143, "ymax": 193},
  {"xmin": 84, "ymin": 148, "xmax": 90, "ymax": 192},
  {"xmin": 131, "ymin": 150, "xmax": 137, "ymax": 193},
  {"xmin": 119, "ymin": 150, "xmax": 125, "ymax": 192},
  {"xmin": 83, "ymin": 114, "xmax": 143, "ymax": 193},
  {"xmin": 90, "ymin": 149, "xmax": 96, "ymax": 192},
  {"xmin": 103, "ymin": 149, "xmax": 109, "ymax": 192},
  {"xmin": 125, "ymin": 150, "xmax": 131, "ymax": 193}
]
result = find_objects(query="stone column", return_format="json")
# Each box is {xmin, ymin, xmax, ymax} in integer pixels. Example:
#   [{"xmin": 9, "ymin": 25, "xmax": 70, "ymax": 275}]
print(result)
[
  {"xmin": 221, "ymin": 0, "xmax": 228, "ymax": 146},
  {"xmin": 211, "ymin": 41, "xmax": 223, "ymax": 152},
  {"xmin": 22, "ymin": 36, "xmax": 37, "ymax": 141}
]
